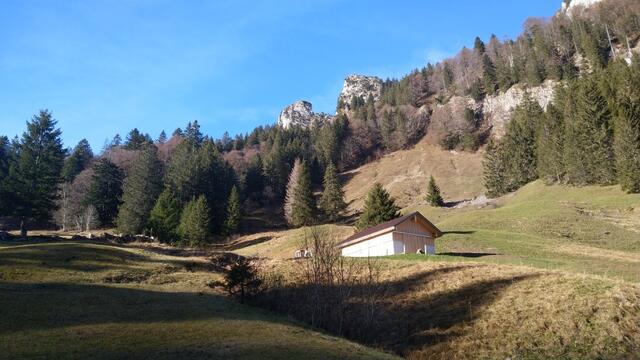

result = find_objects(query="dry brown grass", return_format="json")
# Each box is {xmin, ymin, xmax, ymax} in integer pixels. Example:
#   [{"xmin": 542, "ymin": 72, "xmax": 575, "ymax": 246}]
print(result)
[
  {"xmin": 342, "ymin": 140, "xmax": 484, "ymax": 211},
  {"xmin": 259, "ymin": 258, "xmax": 640, "ymax": 359}
]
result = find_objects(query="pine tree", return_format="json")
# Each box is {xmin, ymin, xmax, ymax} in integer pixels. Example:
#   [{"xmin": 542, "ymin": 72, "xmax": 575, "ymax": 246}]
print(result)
[
  {"xmin": 290, "ymin": 161, "xmax": 316, "ymax": 227},
  {"xmin": 157, "ymin": 130, "xmax": 167, "ymax": 144},
  {"xmin": 224, "ymin": 185, "xmax": 242, "ymax": 234},
  {"xmin": 536, "ymin": 102, "xmax": 566, "ymax": 183},
  {"xmin": 284, "ymin": 158, "xmax": 302, "ymax": 225},
  {"xmin": 61, "ymin": 139, "xmax": 93, "ymax": 182},
  {"xmin": 502, "ymin": 94, "xmax": 542, "ymax": 190},
  {"xmin": 425, "ymin": 176, "xmax": 444, "ymax": 207},
  {"xmin": 116, "ymin": 146, "xmax": 164, "ymax": 234},
  {"xmin": 147, "ymin": 189, "xmax": 181, "ymax": 243},
  {"xmin": 319, "ymin": 163, "xmax": 347, "ymax": 222},
  {"xmin": 243, "ymin": 155, "xmax": 264, "ymax": 200},
  {"xmin": 85, "ymin": 158, "xmax": 124, "ymax": 227},
  {"xmin": 474, "ymin": 36, "xmax": 486, "ymax": 55},
  {"xmin": 0, "ymin": 136, "xmax": 11, "ymax": 216},
  {"xmin": 178, "ymin": 195, "xmax": 211, "ymax": 246},
  {"xmin": 356, "ymin": 183, "xmax": 400, "ymax": 230},
  {"xmin": 482, "ymin": 54, "xmax": 498, "ymax": 95},
  {"xmin": 123, "ymin": 128, "xmax": 152, "ymax": 150},
  {"xmin": 8, "ymin": 110, "xmax": 65, "ymax": 235},
  {"xmin": 613, "ymin": 59, "xmax": 640, "ymax": 193},
  {"xmin": 564, "ymin": 76, "xmax": 615, "ymax": 185},
  {"xmin": 483, "ymin": 139, "xmax": 509, "ymax": 198}
]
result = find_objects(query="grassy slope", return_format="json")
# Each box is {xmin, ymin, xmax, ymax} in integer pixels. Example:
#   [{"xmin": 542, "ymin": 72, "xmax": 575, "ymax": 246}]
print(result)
[
  {"xmin": 0, "ymin": 241, "xmax": 397, "ymax": 360},
  {"xmin": 343, "ymin": 141, "xmax": 484, "ymax": 211}
]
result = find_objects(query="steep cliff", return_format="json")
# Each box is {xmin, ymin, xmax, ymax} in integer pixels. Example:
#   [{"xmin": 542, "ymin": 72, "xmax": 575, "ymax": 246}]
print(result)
[
  {"xmin": 338, "ymin": 75, "xmax": 383, "ymax": 110},
  {"xmin": 277, "ymin": 100, "xmax": 333, "ymax": 129}
]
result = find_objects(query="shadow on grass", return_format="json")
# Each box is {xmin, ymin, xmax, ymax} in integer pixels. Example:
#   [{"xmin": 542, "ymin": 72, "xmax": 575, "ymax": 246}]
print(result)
[
  {"xmin": 441, "ymin": 231, "xmax": 475, "ymax": 235},
  {"xmin": 256, "ymin": 265, "xmax": 538, "ymax": 357},
  {"xmin": 225, "ymin": 236, "xmax": 273, "ymax": 251},
  {"xmin": 438, "ymin": 252, "xmax": 497, "ymax": 258}
]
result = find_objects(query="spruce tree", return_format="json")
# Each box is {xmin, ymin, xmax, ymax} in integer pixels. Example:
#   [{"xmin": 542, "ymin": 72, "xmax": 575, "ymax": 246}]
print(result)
[
  {"xmin": 9, "ymin": 110, "xmax": 65, "ymax": 234},
  {"xmin": 85, "ymin": 158, "xmax": 124, "ymax": 227},
  {"xmin": 157, "ymin": 130, "xmax": 167, "ymax": 144},
  {"xmin": 425, "ymin": 176, "xmax": 444, "ymax": 207},
  {"xmin": 482, "ymin": 54, "xmax": 498, "ymax": 95},
  {"xmin": 61, "ymin": 139, "xmax": 93, "ymax": 182},
  {"xmin": 284, "ymin": 158, "xmax": 302, "ymax": 225},
  {"xmin": 123, "ymin": 128, "xmax": 152, "ymax": 150},
  {"xmin": 290, "ymin": 161, "xmax": 316, "ymax": 227},
  {"xmin": 319, "ymin": 162, "xmax": 347, "ymax": 222},
  {"xmin": 0, "ymin": 136, "xmax": 10, "ymax": 216},
  {"xmin": 224, "ymin": 185, "xmax": 242, "ymax": 234},
  {"xmin": 536, "ymin": 102, "xmax": 566, "ymax": 183},
  {"xmin": 116, "ymin": 146, "xmax": 163, "ymax": 234},
  {"xmin": 613, "ymin": 59, "xmax": 640, "ymax": 193},
  {"xmin": 483, "ymin": 139, "xmax": 509, "ymax": 198},
  {"xmin": 148, "ymin": 189, "xmax": 181, "ymax": 243},
  {"xmin": 178, "ymin": 195, "xmax": 211, "ymax": 246},
  {"xmin": 564, "ymin": 76, "xmax": 615, "ymax": 185},
  {"xmin": 356, "ymin": 183, "xmax": 400, "ymax": 230}
]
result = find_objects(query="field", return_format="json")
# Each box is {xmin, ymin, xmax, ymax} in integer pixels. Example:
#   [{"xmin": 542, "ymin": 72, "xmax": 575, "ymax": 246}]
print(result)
[{"xmin": 0, "ymin": 240, "xmax": 397, "ymax": 360}]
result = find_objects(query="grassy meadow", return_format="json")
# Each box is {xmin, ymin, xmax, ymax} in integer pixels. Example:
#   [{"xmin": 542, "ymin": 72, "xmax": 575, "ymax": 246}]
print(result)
[{"xmin": 0, "ymin": 241, "xmax": 397, "ymax": 360}]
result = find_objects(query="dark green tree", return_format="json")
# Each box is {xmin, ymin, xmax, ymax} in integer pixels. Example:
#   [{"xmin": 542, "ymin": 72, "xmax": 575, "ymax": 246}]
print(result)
[
  {"xmin": 223, "ymin": 257, "xmax": 262, "ymax": 304},
  {"xmin": 224, "ymin": 185, "xmax": 242, "ymax": 234},
  {"xmin": 0, "ymin": 136, "xmax": 13, "ymax": 216},
  {"xmin": 85, "ymin": 158, "xmax": 124, "ymax": 227},
  {"xmin": 157, "ymin": 130, "xmax": 167, "ymax": 144},
  {"xmin": 290, "ymin": 161, "xmax": 316, "ymax": 227},
  {"xmin": 483, "ymin": 139, "xmax": 509, "ymax": 198},
  {"xmin": 178, "ymin": 195, "xmax": 211, "ymax": 246},
  {"xmin": 147, "ymin": 189, "xmax": 181, "ymax": 243},
  {"xmin": 61, "ymin": 139, "xmax": 93, "ymax": 182},
  {"xmin": 319, "ymin": 162, "xmax": 347, "ymax": 222},
  {"xmin": 425, "ymin": 176, "xmax": 444, "ymax": 207},
  {"xmin": 482, "ymin": 54, "xmax": 498, "ymax": 95},
  {"xmin": 116, "ymin": 146, "xmax": 164, "ymax": 234},
  {"xmin": 123, "ymin": 128, "xmax": 152, "ymax": 150},
  {"xmin": 536, "ymin": 102, "xmax": 566, "ymax": 183},
  {"xmin": 356, "ymin": 183, "xmax": 400, "ymax": 230},
  {"xmin": 8, "ymin": 110, "xmax": 65, "ymax": 235},
  {"xmin": 613, "ymin": 59, "xmax": 640, "ymax": 193},
  {"xmin": 564, "ymin": 76, "xmax": 615, "ymax": 185}
]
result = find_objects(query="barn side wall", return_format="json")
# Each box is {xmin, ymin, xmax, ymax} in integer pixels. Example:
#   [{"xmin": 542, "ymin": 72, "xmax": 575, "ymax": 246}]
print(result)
[{"xmin": 341, "ymin": 232, "xmax": 395, "ymax": 257}]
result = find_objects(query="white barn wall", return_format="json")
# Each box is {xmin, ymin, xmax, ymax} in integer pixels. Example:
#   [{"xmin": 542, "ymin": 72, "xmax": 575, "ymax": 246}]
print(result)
[{"xmin": 341, "ymin": 232, "xmax": 397, "ymax": 257}]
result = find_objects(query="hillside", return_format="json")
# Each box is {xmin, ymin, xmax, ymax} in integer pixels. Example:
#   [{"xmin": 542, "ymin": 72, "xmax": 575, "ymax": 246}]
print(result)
[
  {"xmin": 0, "ymin": 241, "xmax": 396, "ymax": 360},
  {"xmin": 342, "ymin": 140, "xmax": 484, "ymax": 211}
]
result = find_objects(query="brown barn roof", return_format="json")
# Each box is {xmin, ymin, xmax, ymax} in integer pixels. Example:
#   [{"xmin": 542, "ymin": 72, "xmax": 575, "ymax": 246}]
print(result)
[{"xmin": 337, "ymin": 211, "xmax": 442, "ymax": 249}]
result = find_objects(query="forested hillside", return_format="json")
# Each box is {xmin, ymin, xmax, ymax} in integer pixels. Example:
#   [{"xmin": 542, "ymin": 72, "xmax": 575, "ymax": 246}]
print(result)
[{"xmin": 1, "ymin": 0, "xmax": 639, "ymax": 244}]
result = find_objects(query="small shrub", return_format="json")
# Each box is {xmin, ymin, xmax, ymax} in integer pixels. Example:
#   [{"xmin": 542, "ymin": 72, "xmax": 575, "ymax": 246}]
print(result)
[{"xmin": 224, "ymin": 257, "xmax": 263, "ymax": 304}]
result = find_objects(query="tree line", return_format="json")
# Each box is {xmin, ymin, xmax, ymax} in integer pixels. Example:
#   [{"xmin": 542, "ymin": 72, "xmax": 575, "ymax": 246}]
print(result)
[{"xmin": 484, "ymin": 57, "xmax": 640, "ymax": 196}]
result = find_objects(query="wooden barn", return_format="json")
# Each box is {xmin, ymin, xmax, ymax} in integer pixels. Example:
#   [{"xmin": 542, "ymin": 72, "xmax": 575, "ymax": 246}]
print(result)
[{"xmin": 337, "ymin": 212, "xmax": 442, "ymax": 257}]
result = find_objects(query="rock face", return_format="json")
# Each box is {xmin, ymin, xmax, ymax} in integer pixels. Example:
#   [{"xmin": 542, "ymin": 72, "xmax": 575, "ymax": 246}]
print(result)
[
  {"xmin": 562, "ymin": 0, "xmax": 602, "ymax": 15},
  {"xmin": 277, "ymin": 100, "xmax": 333, "ymax": 129},
  {"xmin": 338, "ymin": 75, "xmax": 383, "ymax": 109},
  {"xmin": 482, "ymin": 80, "xmax": 556, "ymax": 138}
]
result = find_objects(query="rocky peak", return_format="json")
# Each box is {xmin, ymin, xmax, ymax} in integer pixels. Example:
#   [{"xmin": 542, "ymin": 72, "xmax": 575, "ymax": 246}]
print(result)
[
  {"xmin": 277, "ymin": 100, "xmax": 334, "ymax": 129},
  {"xmin": 562, "ymin": 0, "xmax": 602, "ymax": 15},
  {"xmin": 338, "ymin": 75, "xmax": 383, "ymax": 110}
]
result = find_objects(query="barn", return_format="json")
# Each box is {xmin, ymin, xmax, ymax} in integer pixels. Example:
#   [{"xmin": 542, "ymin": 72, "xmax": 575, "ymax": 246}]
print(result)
[{"xmin": 337, "ymin": 212, "xmax": 443, "ymax": 257}]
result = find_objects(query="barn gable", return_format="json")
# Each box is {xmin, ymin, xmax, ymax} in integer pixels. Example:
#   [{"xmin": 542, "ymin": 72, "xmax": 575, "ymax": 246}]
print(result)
[{"xmin": 337, "ymin": 212, "xmax": 442, "ymax": 255}]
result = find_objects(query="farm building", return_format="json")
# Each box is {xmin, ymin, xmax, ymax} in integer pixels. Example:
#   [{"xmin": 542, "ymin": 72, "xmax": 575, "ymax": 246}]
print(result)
[{"xmin": 337, "ymin": 212, "xmax": 442, "ymax": 257}]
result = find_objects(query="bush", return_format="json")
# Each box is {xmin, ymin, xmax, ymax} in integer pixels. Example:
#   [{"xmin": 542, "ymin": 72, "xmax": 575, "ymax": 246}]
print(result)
[{"xmin": 223, "ymin": 257, "xmax": 263, "ymax": 304}]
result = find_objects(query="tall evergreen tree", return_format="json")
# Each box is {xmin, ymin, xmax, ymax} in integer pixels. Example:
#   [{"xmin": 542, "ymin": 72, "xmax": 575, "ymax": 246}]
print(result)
[
  {"xmin": 284, "ymin": 158, "xmax": 302, "ymax": 225},
  {"xmin": 224, "ymin": 185, "xmax": 242, "ymax": 234},
  {"xmin": 536, "ymin": 102, "xmax": 566, "ymax": 183},
  {"xmin": 148, "ymin": 189, "xmax": 181, "ymax": 243},
  {"xmin": 8, "ymin": 110, "xmax": 65, "ymax": 234},
  {"xmin": 116, "ymin": 146, "xmax": 164, "ymax": 234},
  {"xmin": 425, "ymin": 176, "xmax": 444, "ymax": 207},
  {"xmin": 564, "ymin": 76, "xmax": 615, "ymax": 185},
  {"xmin": 61, "ymin": 139, "xmax": 93, "ymax": 182},
  {"xmin": 178, "ymin": 195, "xmax": 211, "ymax": 246},
  {"xmin": 356, "ymin": 183, "xmax": 400, "ymax": 230},
  {"xmin": 290, "ymin": 161, "xmax": 316, "ymax": 227},
  {"xmin": 85, "ymin": 158, "xmax": 124, "ymax": 227},
  {"xmin": 613, "ymin": 59, "xmax": 640, "ymax": 193},
  {"xmin": 319, "ymin": 162, "xmax": 347, "ymax": 222},
  {"xmin": 482, "ymin": 54, "xmax": 498, "ymax": 95},
  {"xmin": 123, "ymin": 128, "xmax": 152, "ymax": 150},
  {"xmin": 0, "ymin": 136, "xmax": 13, "ymax": 217},
  {"xmin": 483, "ymin": 139, "xmax": 509, "ymax": 198},
  {"xmin": 157, "ymin": 130, "xmax": 167, "ymax": 144}
]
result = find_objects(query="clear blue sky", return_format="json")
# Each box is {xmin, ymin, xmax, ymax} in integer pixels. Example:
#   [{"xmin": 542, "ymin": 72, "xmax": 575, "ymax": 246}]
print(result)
[{"xmin": 0, "ymin": 0, "xmax": 560, "ymax": 150}]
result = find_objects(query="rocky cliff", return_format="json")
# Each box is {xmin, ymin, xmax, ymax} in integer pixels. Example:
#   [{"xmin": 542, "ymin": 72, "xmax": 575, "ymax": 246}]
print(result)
[
  {"xmin": 562, "ymin": 0, "xmax": 603, "ymax": 15},
  {"xmin": 338, "ymin": 75, "xmax": 383, "ymax": 109},
  {"xmin": 277, "ymin": 100, "xmax": 333, "ymax": 129}
]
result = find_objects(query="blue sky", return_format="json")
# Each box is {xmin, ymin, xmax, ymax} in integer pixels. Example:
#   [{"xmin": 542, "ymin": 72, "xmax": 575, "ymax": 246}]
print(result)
[{"xmin": 0, "ymin": 0, "xmax": 560, "ymax": 150}]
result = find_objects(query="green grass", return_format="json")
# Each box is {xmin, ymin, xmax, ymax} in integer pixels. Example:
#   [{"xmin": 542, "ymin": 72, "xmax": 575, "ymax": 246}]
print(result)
[
  {"xmin": 0, "ymin": 241, "xmax": 397, "ymax": 360},
  {"xmin": 399, "ymin": 181, "xmax": 640, "ymax": 281}
]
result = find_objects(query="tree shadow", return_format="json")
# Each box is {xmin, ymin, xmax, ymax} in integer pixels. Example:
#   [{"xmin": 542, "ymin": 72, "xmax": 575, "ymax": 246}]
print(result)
[
  {"xmin": 441, "ymin": 231, "xmax": 475, "ymax": 235},
  {"xmin": 438, "ymin": 252, "xmax": 497, "ymax": 258},
  {"xmin": 256, "ymin": 264, "xmax": 539, "ymax": 357},
  {"xmin": 225, "ymin": 236, "xmax": 273, "ymax": 251}
]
